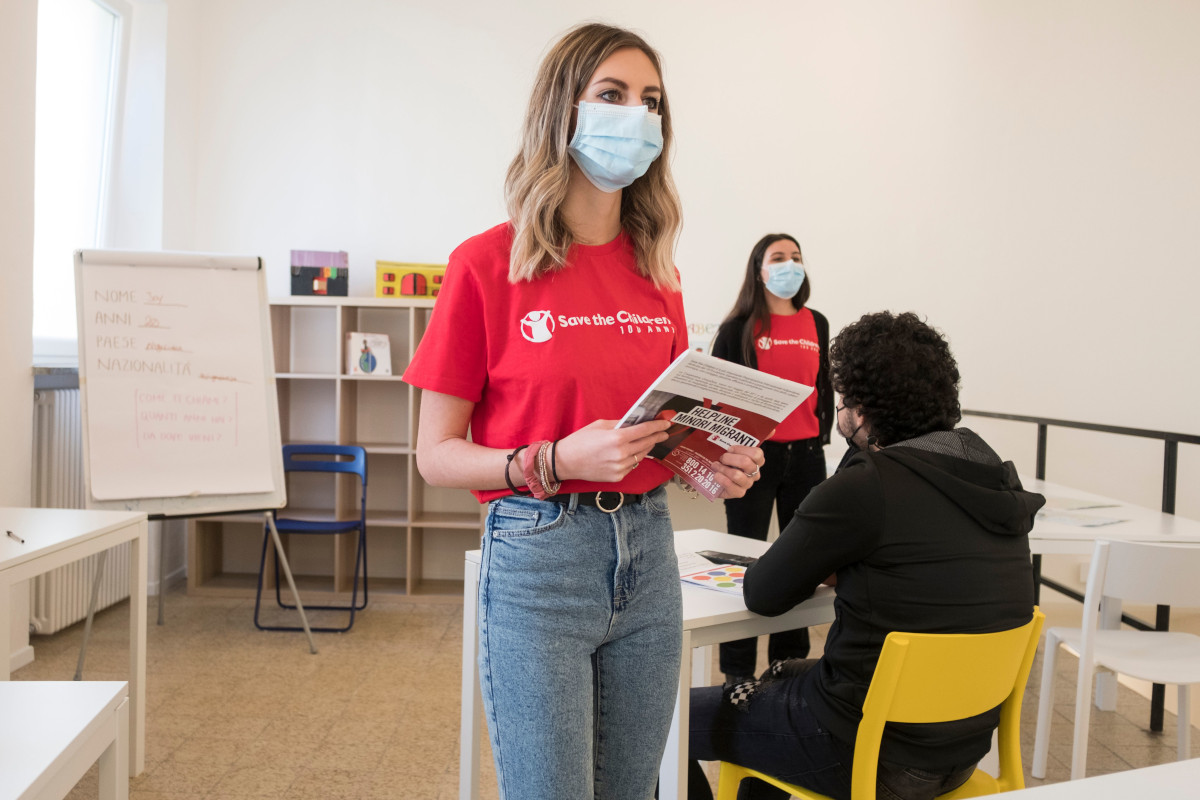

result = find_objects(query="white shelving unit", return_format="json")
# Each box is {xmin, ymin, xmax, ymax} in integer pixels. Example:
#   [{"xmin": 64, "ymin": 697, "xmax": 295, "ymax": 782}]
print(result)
[{"xmin": 187, "ymin": 296, "xmax": 481, "ymax": 601}]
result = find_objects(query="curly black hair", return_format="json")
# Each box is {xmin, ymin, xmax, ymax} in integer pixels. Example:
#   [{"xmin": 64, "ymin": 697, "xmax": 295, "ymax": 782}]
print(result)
[{"xmin": 830, "ymin": 311, "xmax": 961, "ymax": 447}]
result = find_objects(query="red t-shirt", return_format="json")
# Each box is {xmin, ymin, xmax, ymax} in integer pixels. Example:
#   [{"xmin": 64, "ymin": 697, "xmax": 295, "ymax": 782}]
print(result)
[
  {"xmin": 403, "ymin": 223, "xmax": 688, "ymax": 502},
  {"xmin": 755, "ymin": 310, "xmax": 820, "ymax": 441}
]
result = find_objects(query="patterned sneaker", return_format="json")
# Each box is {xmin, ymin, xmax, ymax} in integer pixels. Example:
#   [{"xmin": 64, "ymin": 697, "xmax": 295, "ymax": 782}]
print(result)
[{"xmin": 723, "ymin": 675, "xmax": 759, "ymax": 710}]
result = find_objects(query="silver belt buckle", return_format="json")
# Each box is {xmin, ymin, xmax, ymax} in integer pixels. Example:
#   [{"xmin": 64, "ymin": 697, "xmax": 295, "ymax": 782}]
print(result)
[{"xmin": 595, "ymin": 491, "xmax": 624, "ymax": 513}]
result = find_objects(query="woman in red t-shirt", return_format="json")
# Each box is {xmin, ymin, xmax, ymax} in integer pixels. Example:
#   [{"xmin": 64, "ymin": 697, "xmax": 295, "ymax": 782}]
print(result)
[
  {"xmin": 710, "ymin": 233, "xmax": 834, "ymax": 687},
  {"xmin": 402, "ymin": 23, "xmax": 763, "ymax": 800}
]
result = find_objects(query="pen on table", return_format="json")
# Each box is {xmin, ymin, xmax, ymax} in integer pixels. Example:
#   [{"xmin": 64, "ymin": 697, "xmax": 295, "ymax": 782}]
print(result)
[{"xmin": 6, "ymin": 530, "xmax": 24, "ymax": 544}]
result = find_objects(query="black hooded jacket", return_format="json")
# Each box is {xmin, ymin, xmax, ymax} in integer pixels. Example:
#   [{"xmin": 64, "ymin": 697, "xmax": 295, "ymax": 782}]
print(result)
[{"xmin": 743, "ymin": 428, "xmax": 1044, "ymax": 770}]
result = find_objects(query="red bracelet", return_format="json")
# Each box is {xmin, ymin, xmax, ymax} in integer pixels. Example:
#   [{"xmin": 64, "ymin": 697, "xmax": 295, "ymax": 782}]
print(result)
[
  {"xmin": 521, "ymin": 441, "xmax": 547, "ymax": 498},
  {"xmin": 521, "ymin": 440, "xmax": 560, "ymax": 499}
]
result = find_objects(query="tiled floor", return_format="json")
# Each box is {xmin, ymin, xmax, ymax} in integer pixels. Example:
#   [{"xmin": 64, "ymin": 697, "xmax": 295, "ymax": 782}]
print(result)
[{"xmin": 11, "ymin": 589, "xmax": 1195, "ymax": 799}]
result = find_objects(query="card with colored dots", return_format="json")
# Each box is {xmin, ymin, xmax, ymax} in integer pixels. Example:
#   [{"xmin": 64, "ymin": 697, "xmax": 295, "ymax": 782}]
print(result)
[{"xmin": 679, "ymin": 559, "xmax": 747, "ymax": 596}]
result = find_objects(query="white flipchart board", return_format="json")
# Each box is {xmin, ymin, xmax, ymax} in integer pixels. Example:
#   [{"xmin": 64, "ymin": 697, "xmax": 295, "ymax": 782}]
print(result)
[{"xmin": 75, "ymin": 250, "xmax": 286, "ymax": 517}]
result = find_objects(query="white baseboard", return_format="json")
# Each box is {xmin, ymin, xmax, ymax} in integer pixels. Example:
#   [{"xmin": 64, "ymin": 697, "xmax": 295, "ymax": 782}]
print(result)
[
  {"xmin": 149, "ymin": 564, "xmax": 187, "ymax": 596},
  {"xmin": 9, "ymin": 643, "xmax": 34, "ymax": 673}
]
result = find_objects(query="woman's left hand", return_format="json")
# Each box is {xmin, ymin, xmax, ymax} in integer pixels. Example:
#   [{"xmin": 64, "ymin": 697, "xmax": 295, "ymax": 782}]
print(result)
[{"xmin": 711, "ymin": 444, "xmax": 764, "ymax": 499}]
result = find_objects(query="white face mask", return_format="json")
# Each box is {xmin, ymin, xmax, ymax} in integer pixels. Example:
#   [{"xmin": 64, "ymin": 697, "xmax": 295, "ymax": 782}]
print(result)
[
  {"xmin": 764, "ymin": 261, "xmax": 806, "ymax": 299},
  {"xmin": 568, "ymin": 102, "xmax": 664, "ymax": 192}
]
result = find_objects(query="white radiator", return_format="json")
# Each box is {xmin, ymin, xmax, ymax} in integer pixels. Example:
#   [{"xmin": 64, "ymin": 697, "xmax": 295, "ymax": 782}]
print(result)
[{"xmin": 29, "ymin": 388, "xmax": 130, "ymax": 635}]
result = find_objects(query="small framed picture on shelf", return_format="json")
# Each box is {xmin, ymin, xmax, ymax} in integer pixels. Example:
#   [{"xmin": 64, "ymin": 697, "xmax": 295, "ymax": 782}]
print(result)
[
  {"xmin": 291, "ymin": 250, "xmax": 349, "ymax": 296},
  {"xmin": 346, "ymin": 332, "xmax": 392, "ymax": 376}
]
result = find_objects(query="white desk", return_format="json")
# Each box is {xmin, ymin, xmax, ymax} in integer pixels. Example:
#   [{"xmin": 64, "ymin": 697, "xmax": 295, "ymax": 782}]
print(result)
[
  {"xmin": 0, "ymin": 681, "xmax": 129, "ymax": 800},
  {"xmin": 1025, "ymin": 476, "xmax": 1200, "ymax": 556},
  {"xmin": 458, "ymin": 528, "xmax": 836, "ymax": 800},
  {"xmin": 0, "ymin": 508, "xmax": 147, "ymax": 778},
  {"xmin": 1001, "ymin": 759, "xmax": 1200, "ymax": 798}
]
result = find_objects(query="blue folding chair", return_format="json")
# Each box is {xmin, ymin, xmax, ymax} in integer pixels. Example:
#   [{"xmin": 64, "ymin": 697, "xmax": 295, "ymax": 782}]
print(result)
[{"xmin": 254, "ymin": 444, "xmax": 368, "ymax": 633}]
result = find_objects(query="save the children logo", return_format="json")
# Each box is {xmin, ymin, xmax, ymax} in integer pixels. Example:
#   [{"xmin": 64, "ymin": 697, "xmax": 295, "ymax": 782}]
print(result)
[
  {"xmin": 758, "ymin": 335, "xmax": 817, "ymax": 352},
  {"xmin": 519, "ymin": 307, "xmax": 677, "ymax": 342},
  {"xmin": 520, "ymin": 310, "xmax": 555, "ymax": 342}
]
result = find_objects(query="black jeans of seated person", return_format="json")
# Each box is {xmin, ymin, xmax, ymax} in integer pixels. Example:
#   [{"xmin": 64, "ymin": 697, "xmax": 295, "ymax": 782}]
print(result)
[{"xmin": 686, "ymin": 660, "xmax": 979, "ymax": 800}]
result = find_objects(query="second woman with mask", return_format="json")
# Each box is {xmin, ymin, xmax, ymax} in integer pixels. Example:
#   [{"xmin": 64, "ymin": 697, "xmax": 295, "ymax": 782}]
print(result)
[{"xmin": 711, "ymin": 233, "xmax": 833, "ymax": 687}]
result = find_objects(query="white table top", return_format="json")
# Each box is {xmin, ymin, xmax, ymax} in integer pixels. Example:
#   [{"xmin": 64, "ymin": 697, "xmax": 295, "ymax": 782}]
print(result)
[
  {"xmin": 0, "ymin": 681, "xmax": 128, "ymax": 797},
  {"xmin": 672, "ymin": 528, "xmax": 834, "ymax": 629},
  {"xmin": 1002, "ymin": 759, "xmax": 1200, "ymax": 798},
  {"xmin": 0, "ymin": 508, "xmax": 147, "ymax": 570},
  {"xmin": 1024, "ymin": 477, "xmax": 1200, "ymax": 555}
]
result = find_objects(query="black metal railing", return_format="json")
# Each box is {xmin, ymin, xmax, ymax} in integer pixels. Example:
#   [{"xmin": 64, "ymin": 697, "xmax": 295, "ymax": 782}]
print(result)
[
  {"xmin": 962, "ymin": 410, "xmax": 1200, "ymax": 731},
  {"xmin": 963, "ymin": 410, "xmax": 1200, "ymax": 514}
]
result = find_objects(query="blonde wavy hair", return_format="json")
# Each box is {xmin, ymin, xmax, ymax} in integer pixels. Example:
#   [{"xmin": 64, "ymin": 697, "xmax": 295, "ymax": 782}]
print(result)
[{"xmin": 505, "ymin": 23, "xmax": 682, "ymax": 289}]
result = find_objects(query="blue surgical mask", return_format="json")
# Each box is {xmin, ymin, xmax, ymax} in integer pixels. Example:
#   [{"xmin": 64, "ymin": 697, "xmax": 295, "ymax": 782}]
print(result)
[
  {"xmin": 764, "ymin": 261, "xmax": 806, "ymax": 299},
  {"xmin": 568, "ymin": 102, "xmax": 664, "ymax": 193}
]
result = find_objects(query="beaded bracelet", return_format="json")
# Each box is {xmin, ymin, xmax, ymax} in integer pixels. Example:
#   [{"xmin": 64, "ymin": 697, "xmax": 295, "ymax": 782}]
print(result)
[
  {"xmin": 505, "ymin": 445, "xmax": 532, "ymax": 496},
  {"xmin": 535, "ymin": 440, "xmax": 561, "ymax": 498}
]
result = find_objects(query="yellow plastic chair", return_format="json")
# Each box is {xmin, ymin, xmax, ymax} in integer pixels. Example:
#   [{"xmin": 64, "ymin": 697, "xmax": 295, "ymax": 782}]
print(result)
[{"xmin": 716, "ymin": 609, "xmax": 1045, "ymax": 800}]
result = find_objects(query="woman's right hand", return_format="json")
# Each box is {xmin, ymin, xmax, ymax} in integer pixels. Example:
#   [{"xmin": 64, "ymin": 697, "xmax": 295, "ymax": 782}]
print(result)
[{"xmin": 554, "ymin": 419, "xmax": 672, "ymax": 483}]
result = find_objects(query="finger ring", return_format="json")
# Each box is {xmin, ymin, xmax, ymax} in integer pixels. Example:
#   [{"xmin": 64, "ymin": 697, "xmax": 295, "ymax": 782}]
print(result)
[{"xmin": 746, "ymin": 468, "xmax": 760, "ymax": 478}]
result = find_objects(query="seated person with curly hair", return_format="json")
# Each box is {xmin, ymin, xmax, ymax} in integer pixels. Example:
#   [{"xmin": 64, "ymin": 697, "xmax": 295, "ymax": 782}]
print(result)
[{"xmin": 686, "ymin": 311, "xmax": 1045, "ymax": 800}]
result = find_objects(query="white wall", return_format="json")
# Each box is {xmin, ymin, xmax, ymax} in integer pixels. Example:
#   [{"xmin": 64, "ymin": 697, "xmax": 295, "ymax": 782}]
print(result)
[
  {"xmin": 2, "ymin": 0, "xmax": 38, "ymax": 669},
  {"xmin": 107, "ymin": 0, "xmax": 168, "ymax": 250},
  {"xmin": 159, "ymin": 0, "xmax": 1199, "ymax": 536},
  {"xmin": 162, "ymin": 0, "xmax": 198, "ymax": 251}
]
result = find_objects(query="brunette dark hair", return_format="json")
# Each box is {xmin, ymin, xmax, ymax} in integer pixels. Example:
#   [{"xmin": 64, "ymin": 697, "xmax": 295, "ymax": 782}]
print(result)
[
  {"xmin": 830, "ymin": 311, "xmax": 961, "ymax": 447},
  {"xmin": 720, "ymin": 233, "xmax": 810, "ymax": 365}
]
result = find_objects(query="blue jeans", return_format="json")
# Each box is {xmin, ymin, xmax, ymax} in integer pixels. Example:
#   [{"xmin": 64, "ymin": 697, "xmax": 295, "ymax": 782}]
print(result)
[
  {"xmin": 688, "ymin": 661, "xmax": 977, "ymax": 800},
  {"xmin": 479, "ymin": 487, "xmax": 682, "ymax": 800},
  {"xmin": 720, "ymin": 439, "xmax": 826, "ymax": 677}
]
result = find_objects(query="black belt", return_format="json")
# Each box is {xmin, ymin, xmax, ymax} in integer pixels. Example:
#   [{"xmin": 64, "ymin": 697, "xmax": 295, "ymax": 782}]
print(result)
[{"xmin": 546, "ymin": 491, "xmax": 644, "ymax": 513}]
